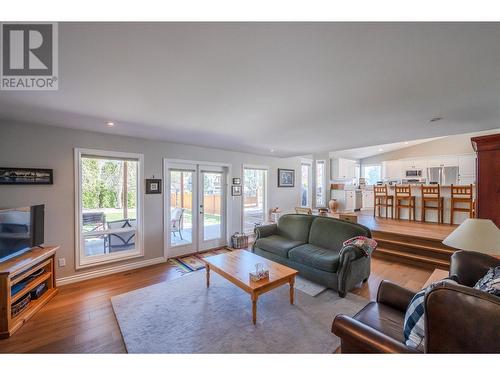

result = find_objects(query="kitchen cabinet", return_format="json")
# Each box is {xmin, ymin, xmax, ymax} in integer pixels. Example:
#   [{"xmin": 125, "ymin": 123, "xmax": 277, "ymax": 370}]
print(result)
[
  {"xmin": 382, "ymin": 160, "xmax": 401, "ymax": 180},
  {"xmin": 427, "ymin": 155, "xmax": 459, "ymax": 168},
  {"xmin": 400, "ymin": 159, "xmax": 427, "ymax": 171},
  {"xmin": 331, "ymin": 189, "xmax": 356, "ymax": 212},
  {"xmin": 458, "ymin": 154, "xmax": 476, "ymax": 176},
  {"xmin": 361, "ymin": 190, "xmax": 374, "ymax": 209},
  {"xmin": 331, "ymin": 158, "xmax": 357, "ymax": 180}
]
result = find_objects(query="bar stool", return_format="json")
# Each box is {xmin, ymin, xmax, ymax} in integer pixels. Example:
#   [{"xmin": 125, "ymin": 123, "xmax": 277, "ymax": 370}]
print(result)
[
  {"xmin": 394, "ymin": 185, "xmax": 416, "ymax": 221},
  {"xmin": 374, "ymin": 185, "xmax": 394, "ymax": 218},
  {"xmin": 421, "ymin": 185, "xmax": 444, "ymax": 223},
  {"xmin": 450, "ymin": 184, "xmax": 474, "ymax": 225}
]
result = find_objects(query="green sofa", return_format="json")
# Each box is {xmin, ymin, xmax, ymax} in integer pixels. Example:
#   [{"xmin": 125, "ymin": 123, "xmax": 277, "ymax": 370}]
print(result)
[{"xmin": 252, "ymin": 214, "xmax": 373, "ymax": 297}]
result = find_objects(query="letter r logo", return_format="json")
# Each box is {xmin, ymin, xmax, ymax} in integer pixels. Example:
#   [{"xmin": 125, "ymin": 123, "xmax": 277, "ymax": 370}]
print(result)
[{"xmin": 2, "ymin": 24, "xmax": 53, "ymax": 76}]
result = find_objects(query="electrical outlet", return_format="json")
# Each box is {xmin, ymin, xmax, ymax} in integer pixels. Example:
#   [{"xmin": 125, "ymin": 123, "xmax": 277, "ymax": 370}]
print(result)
[{"xmin": 58, "ymin": 258, "xmax": 66, "ymax": 267}]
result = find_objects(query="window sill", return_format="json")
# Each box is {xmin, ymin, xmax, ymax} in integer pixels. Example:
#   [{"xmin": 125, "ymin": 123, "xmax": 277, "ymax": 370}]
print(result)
[{"xmin": 76, "ymin": 249, "xmax": 144, "ymax": 270}]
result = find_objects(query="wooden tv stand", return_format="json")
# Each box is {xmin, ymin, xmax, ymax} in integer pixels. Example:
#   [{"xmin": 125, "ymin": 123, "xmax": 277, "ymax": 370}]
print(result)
[{"xmin": 0, "ymin": 246, "xmax": 59, "ymax": 339}]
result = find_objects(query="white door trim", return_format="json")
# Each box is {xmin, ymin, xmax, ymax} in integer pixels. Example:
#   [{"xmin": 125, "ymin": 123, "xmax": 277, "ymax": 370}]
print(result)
[
  {"xmin": 241, "ymin": 164, "xmax": 269, "ymax": 234},
  {"xmin": 163, "ymin": 158, "xmax": 232, "ymax": 259}
]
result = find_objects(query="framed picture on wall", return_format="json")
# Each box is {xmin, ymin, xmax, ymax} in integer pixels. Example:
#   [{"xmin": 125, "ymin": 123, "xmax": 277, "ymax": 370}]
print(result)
[
  {"xmin": 145, "ymin": 179, "xmax": 162, "ymax": 194},
  {"xmin": 278, "ymin": 168, "xmax": 295, "ymax": 187},
  {"xmin": 0, "ymin": 167, "xmax": 53, "ymax": 185},
  {"xmin": 232, "ymin": 178, "xmax": 241, "ymax": 185},
  {"xmin": 232, "ymin": 185, "xmax": 242, "ymax": 196}
]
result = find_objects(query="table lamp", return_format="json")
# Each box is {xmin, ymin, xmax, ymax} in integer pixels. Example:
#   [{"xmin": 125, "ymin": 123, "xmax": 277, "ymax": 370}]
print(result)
[{"xmin": 443, "ymin": 218, "xmax": 500, "ymax": 256}]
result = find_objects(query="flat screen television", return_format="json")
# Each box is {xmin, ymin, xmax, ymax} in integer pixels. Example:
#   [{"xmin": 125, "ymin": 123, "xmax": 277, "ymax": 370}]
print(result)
[{"xmin": 0, "ymin": 205, "xmax": 44, "ymax": 262}]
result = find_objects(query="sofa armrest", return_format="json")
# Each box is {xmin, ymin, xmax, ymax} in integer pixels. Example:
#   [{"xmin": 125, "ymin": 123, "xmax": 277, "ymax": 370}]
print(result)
[
  {"xmin": 336, "ymin": 245, "xmax": 369, "ymax": 297},
  {"xmin": 254, "ymin": 224, "xmax": 277, "ymax": 240},
  {"xmin": 332, "ymin": 314, "xmax": 418, "ymax": 353},
  {"xmin": 449, "ymin": 250, "xmax": 500, "ymax": 287},
  {"xmin": 424, "ymin": 280, "xmax": 500, "ymax": 353},
  {"xmin": 377, "ymin": 280, "xmax": 416, "ymax": 312},
  {"xmin": 339, "ymin": 244, "xmax": 365, "ymax": 264}
]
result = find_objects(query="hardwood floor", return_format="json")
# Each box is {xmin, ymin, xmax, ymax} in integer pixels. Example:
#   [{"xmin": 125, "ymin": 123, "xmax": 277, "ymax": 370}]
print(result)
[{"xmin": 0, "ymin": 257, "xmax": 431, "ymax": 353}]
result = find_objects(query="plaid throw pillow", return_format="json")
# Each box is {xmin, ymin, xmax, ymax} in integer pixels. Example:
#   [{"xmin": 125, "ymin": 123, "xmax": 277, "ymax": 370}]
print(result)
[
  {"xmin": 403, "ymin": 288, "xmax": 427, "ymax": 348},
  {"xmin": 474, "ymin": 266, "xmax": 500, "ymax": 297}
]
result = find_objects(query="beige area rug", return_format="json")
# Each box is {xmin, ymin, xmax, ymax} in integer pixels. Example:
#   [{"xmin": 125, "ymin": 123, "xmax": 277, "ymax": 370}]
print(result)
[
  {"xmin": 168, "ymin": 248, "xmax": 327, "ymax": 296},
  {"xmin": 111, "ymin": 270, "xmax": 368, "ymax": 353}
]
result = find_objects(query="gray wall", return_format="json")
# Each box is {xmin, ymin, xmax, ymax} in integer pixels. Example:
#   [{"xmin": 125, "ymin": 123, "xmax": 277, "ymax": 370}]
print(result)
[
  {"xmin": 360, "ymin": 129, "xmax": 499, "ymax": 165},
  {"xmin": 0, "ymin": 120, "xmax": 302, "ymax": 279}
]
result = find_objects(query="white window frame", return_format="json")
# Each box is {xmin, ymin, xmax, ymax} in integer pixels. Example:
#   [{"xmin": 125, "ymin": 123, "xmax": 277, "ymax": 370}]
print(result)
[
  {"xmin": 74, "ymin": 148, "xmax": 144, "ymax": 269},
  {"xmin": 361, "ymin": 163, "xmax": 382, "ymax": 185},
  {"xmin": 315, "ymin": 160, "xmax": 326, "ymax": 207},
  {"xmin": 242, "ymin": 165, "xmax": 269, "ymax": 235}
]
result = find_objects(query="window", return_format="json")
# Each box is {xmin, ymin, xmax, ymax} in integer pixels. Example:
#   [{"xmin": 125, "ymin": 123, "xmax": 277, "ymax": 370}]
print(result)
[
  {"xmin": 243, "ymin": 167, "xmax": 267, "ymax": 234},
  {"xmin": 75, "ymin": 149, "xmax": 143, "ymax": 268},
  {"xmin": 362, "ymin": 164, "xmax": 382, "ymax": 185},
  {"xmin": 301, "ymin": 162, "xmax": 312, "ymax": 207},
  {"xmin": 315, "ymin": 160, "xmax": 326, "ymax": 207}
]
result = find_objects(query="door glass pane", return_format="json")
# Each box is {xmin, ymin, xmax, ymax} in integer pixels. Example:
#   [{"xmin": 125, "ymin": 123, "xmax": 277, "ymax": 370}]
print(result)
[
  {"xmin": 202, "ymin": 172, "xmax": 222, "ymax": 241},
  {"xmin": 170, "ymin": 170, "xmax": 193, "ymax": 247},
  {"xmin": 301, "ymin": 163, "xmax": 310, "ymax": 207},
  {"xmin": 315, "ymin": 160, "xmax": 325, "ymax": 207},
  {"xmin": 81, "ymin": 157, "xmax": 138, "ymax": 257},
  {"xmin": 243, "ymin": 168, "xmax": 267, "ymax": 234}
]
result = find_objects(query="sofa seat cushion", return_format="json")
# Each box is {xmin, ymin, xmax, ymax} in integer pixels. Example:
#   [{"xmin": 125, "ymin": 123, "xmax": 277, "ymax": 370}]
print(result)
[
  {"xmin": 288, "ymin": 244, "xmax": 340, "ymax": 273},
  {"xmin": 354, "ymin": 302, "xmax": 406, "ymax": 344},
  {"xmin": 254, "ymin": 235, "xmax": 304, "ymax": 258}
]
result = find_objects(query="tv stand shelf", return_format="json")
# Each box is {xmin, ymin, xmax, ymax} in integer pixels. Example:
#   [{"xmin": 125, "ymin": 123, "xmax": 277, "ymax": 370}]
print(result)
[{"xmin": 0, "ymin": 246, "xmax": 59, "ymax": 339}]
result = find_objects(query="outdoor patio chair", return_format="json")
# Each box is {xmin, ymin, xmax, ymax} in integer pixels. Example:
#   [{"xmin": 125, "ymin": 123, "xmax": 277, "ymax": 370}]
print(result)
[
  {"xmin": 82, "ymin": 211, "xmax": 106, "ymax": 231},
  {"xmin": 107, "ymin": 218, "xmax": 136, "ymax": 252},
  {"xmin": 171, "ymin": 208, "xmax": 185, "ymax": 240}
]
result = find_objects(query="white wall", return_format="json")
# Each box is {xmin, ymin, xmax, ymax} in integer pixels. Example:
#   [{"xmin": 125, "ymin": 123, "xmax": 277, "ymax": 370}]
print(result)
[{"xmin": 0, "ymin": 120, "xmax": 302, "ymax": 279}]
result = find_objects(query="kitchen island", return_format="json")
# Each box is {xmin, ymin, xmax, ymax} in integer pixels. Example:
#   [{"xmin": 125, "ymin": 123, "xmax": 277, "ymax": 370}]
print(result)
[{"xmin": 335, "ymin": 184, "xmax": 475, "ymax": 224}]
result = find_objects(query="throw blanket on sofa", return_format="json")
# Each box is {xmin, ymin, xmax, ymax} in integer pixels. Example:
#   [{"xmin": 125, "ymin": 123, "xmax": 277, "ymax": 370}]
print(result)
[{"xmin": 342, "ymin": 236, "xmax": 377, "ymax": 257}]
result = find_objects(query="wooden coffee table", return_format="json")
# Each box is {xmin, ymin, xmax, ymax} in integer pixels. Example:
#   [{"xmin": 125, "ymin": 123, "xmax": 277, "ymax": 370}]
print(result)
[{"xmin": 203, "ymin": 249, "xmax": 298, "ymax": 325}]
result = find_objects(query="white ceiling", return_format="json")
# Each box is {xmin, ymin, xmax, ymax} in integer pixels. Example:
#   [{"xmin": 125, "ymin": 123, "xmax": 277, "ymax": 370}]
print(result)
[
  {"xmin": 1, "ymin": 22, "xmax": 500, "ymax": 157},
  {"xmin": 330, "ymin": 137, "xmax": 443, "ymax": 160}
]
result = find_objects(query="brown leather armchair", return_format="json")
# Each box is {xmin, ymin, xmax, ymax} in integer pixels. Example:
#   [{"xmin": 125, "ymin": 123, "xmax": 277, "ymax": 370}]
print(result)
[{"xmin": 332, "ymin": 250, "xmax": 500, "ymax": 353}]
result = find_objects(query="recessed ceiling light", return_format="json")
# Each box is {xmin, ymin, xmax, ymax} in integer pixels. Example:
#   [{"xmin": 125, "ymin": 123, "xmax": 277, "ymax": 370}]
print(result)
[
  {"xmin": 430, "ymin": 116, "xmax": 443, "ymax": 123},
  {"xmin": 105, "ymin": 121, "xmax": 115, "ymax": 127},
  {"xmin": 378, "ymin": 148, "xmax": 384, "ymax": 152}
]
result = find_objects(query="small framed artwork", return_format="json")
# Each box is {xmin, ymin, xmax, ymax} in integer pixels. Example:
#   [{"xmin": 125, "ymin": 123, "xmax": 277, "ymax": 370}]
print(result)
[
  {"xmin": 232, "ymin": 185, "xmax": 242, "ymax": 196},
  {"xmin": 232, "ymin": 178, "xmax": 241, "ymax": 185},
  {"xmin": 146, "ymin": 179, "xmax": 162, "ymax": 194},
  {"xmin": 278, "ymin": 168, "xmax": 295, "ymax": 187},
  {"xmin": 0, "ymin": 167, "xmax": 53, "ymax": 185}
]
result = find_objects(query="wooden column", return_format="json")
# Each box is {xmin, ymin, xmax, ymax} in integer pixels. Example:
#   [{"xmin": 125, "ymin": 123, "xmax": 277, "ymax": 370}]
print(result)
[{"xmin": 471, "ymin": 133, "xmax": 500, "ymax": 227}]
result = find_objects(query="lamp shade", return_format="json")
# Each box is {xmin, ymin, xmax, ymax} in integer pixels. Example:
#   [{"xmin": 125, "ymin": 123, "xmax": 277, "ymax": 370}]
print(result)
[{"xmin": 443, "ymin": 219, "xmax": 500, "ymax": 254}]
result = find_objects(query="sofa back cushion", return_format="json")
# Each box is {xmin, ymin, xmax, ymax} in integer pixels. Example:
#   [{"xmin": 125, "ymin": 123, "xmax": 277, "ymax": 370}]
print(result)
[
  {"xmin": 277, "ymin": 214, "xmax": 315, "ymax": 242},
  {"xmin": 308, "ymin": 217, "xmax": 371, "ymax": 251}
]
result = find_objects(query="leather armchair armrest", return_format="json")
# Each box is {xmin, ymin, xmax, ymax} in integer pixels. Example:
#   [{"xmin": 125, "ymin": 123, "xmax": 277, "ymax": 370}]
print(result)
[
  {"xmin": 449, "ymin": 250, "xmax": 500, "ymax": 287},
  {"xmin": 332, "ymin": 314, "xmax": 418, "ymax": 353},
  {"xmin": 377, "ymin": 280, "xmax": 416, "ymax": 312},
  {"xmin": 424, "ymin": 280, "xmax": 500, "ymax": 353},
  {"xmin": 254, "ymin": 224, "xmax": 277, "ymax": 240}
]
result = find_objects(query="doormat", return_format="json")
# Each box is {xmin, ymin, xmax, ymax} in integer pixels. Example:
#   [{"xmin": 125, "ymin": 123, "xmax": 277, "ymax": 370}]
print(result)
[{"xmin": 168, "ymin": 248, "xmax": 233, "ymax": 274}]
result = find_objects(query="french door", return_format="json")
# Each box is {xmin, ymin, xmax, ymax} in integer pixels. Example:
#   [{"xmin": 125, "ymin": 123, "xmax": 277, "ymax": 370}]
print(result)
[{"xmin": 165, "ymin": 161, "xmax": 227, "ymax": 257}]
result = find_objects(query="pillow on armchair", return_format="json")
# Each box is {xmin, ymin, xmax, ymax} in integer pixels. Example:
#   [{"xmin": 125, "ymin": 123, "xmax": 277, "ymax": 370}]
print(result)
[
  {"xmin": 403, "ymin": 275, "xmax": 459, "ymax": 349},
  {"xmin": 474, "ymin": 266, "xmax": 500, "ymax": 297}
]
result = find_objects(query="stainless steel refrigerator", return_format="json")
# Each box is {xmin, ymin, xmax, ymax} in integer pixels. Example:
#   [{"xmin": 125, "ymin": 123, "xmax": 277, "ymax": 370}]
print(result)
[{"xmin": 427, "ymin": 166, "xmax": 459, "ymax": 185}]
